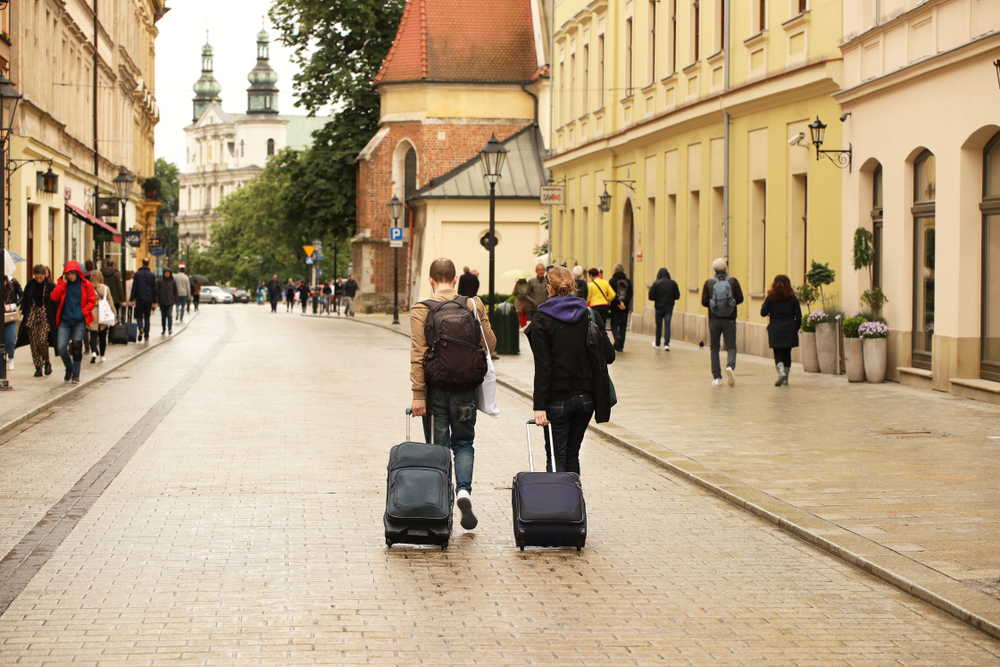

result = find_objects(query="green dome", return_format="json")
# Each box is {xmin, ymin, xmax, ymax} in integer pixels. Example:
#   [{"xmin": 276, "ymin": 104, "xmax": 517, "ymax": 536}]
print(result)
[
  {"xmin": 194, "ymin": 75, "xmax": 222, "ymax": 97},
  {"xmin": 248, "ymin": 65, "xmax": 278, "ymax": 86},
  {"xmin": 257, "ymin": 29, "xmax": 269, "ymax": 42}
]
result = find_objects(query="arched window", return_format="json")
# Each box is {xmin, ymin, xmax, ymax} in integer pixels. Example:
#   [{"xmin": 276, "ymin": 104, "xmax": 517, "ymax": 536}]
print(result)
[
  {"xmin": 981, "ymin": 134, "xmax": 1000, "ymax": 382},
  {"xmin": 912, "ymin": 150, "xmax": 936, "ymax": 370},
  {"xmin": 267, "ymin": 138, "xmax": 275, "ymax": 156}
]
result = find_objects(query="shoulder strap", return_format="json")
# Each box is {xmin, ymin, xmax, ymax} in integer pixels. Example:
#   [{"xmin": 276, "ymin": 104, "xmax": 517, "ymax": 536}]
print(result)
[{"xmin": 594, "ymin": 281, "xmax": 609, "ymax": 301}]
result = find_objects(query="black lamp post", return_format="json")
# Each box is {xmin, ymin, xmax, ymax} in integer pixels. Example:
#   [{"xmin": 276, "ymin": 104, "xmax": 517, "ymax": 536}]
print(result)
[
  {"xmin": 478, "ymin": 134, "xmax": 508, "ymax": 316},
  {"xmin": 808, "ymin": 116, "xmax": 852, "ymax": 171},
  {"xmin": 0, "ymin": 74, "xmax": 22, "ymax": 390},
  {"xmin": 162, "ymin": 208, "xmax": 175, "ymax": 270},
  {"xmin": 994, "ymin": 59, "xmax": 1000, "ymax": 89},
  {"xmin": 387, "ymin": 195, "xmax": 404, "ymax": 325},
  {"xmin": 113, "ymin": 168, "xmax": 134, "ymax": 308}
]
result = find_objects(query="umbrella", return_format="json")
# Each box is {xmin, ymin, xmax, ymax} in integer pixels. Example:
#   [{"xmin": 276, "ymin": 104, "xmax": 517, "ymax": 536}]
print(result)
[
  {"xmin": 4, "ymin": 250, "xmax": 24, "ymax": 277},
  {"xmin": 191, "ymin": 274, "xmax": 210, "ymax": 284},
  {"xmin": 499, "ymin": 269, "xmax": 533, "ymax": 281}
]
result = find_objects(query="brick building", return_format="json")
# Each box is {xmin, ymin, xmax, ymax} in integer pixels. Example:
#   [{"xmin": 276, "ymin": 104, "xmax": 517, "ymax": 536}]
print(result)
[{"xmin": 353, "ymin": 0, "xmax": 551, "ymax": 310}]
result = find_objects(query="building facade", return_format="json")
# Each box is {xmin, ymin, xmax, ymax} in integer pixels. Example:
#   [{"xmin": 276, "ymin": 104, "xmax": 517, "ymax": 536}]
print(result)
[
  {"xmin": 177, "ymin": 30, "xmax": 327, "ymax": 246},
  {"xmin": 6, "ymin": 0, "xmax": 165, "ymax": 283},
  {"xmin": 837, "ymin": 0, "xmax": 1000, "ymax": 404},
  {"xmin": 546, "ymin": 0, "xmax": 845, "ymax": 357}
]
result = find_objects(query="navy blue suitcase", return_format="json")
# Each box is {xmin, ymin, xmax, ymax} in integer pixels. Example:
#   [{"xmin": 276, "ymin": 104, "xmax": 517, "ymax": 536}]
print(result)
[{"xmin": 512, "ymin": 420, "xmax": 587, "ymax": 551}]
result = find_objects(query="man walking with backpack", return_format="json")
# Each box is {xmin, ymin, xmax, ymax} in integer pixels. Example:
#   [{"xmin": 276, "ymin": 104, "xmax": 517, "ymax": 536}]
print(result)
[
  {"xmin": 701, "ymin": 258, "xmax": 744, "ymax": 386},
  {"xmin": 410, "ymin": 258, "xmax": 496, "ymax": 531},
  {"xmin": 608, "ymin": 264, "xmax": 632, "ymax": 352}
]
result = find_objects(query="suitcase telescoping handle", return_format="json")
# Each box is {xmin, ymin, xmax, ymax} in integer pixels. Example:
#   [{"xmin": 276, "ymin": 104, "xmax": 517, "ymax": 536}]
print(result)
[
  {"xmin": 405, "ymin": 408, "xmax": 434, "ymax": 444},
  {"xmin": 526, "ymin": 419, "xmax": 554, "ymax": 473}
]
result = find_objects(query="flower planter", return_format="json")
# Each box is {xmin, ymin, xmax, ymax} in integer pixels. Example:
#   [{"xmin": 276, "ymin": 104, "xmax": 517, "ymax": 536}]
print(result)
[
  {"xmin": 815, "ymin": 322, "xmax": 839, "ymax": 375},
  {"xmin": 863, "ymin": 338, "xmax": 887, "ymax": 383},
  {"xmin": 800, "ymin": 331, "xmax": 820, "ymax": 373},
  {"xmin": 844, "ymin": 337, "xmax": 866, "ymax": 382}
]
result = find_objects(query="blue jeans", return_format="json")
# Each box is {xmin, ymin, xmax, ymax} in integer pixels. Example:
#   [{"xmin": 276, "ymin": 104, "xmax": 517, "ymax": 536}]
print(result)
[
  {"xmin": 655, "ymin": 308, "xmax": 673, "ymax": 346},
  {"xmin": 4, "ymin": 321, "xmax": 16, "ymax": 360},
  {"xmin": 545, "ymin": 392, "xmax": 595, "ymax": 475},
  {"xmin": 422, "ymin": 387, "xmax": 477, "ymax": 494},
  {"xmin": 175, "ymin": 296, "xmax": 188, "ymax": 321},
  {"xmin": 57, "ymin": 321, "xmax": 86, "ymax": 375}
]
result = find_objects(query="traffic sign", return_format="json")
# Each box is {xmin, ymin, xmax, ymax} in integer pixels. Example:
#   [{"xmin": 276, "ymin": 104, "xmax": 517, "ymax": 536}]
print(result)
[
  {"xmin": 389, "ymin": 226, "xmax": 404, "ymax": 248},
  {"xmin": 317, "ymin": 269, "xmax": 323, "ymax": 276},
  {"xmin": 540, "ymin": 185, "xmax": 564, "ymax": 206},
  {"xmin": 302, "ymin": 245, "xmax": 315, "ymax": 257},
  {"xmin": 306, "ymin": 257, "xmax": 314, "ymax": 265}
]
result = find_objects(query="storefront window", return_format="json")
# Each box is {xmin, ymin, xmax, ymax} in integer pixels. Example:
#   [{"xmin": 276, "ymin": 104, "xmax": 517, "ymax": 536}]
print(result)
[
  {"xmin": 981, "ymin": 135, "xmax": 1000, "ymax": 382},
  {"xmin": 912, "ymin": 151, "xmax": 935, "ymax": 370}
]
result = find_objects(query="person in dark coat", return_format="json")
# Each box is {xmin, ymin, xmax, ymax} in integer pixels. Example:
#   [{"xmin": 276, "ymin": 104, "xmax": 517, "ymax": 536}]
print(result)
[
  {"xmin": 266, "ymin": 275, "xmax": 282, "ymax": 313},
  {"xmin": 156, "ymin": 268, "xmax": 178, "ymax": 335},
  {"xmin": 457, "ymin": 266, "xmax": 480, "ymax": 298},
  {"xmin": 760, "ymin": 274, "xmax": 801, "ymax": 387},
  {"xmin": 608, "ymin": 264, "xmax": 632, "ymax": 352},
  {"xmin": 3, "ymin": 274, "xmax": 22, "ymax": 371},
  {"xmin": 648, "ymin": 268, "xmax": 681, "ymax": 350},
  {"xmin": 284, "ymin": 279, "xmax": 296, "ymax": 313},
  {"xmin": 572, "ymin": 266, "xmax": 588, "ymax": 299},
  {"xmin": 298, "ymin": 281, "xmax": 311, "ymax": 314},
  {"xmin": 129, "ymin": 259, "xmax": 158, "ymax": 343},
  {"xmin": 17, "ymin": 264, "xmax": 56, "ymax": 376}
]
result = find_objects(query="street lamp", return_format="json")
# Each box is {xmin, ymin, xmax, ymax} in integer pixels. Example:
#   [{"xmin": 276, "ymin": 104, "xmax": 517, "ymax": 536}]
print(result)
[
  {"xmin": 113, "ymin": 168, "xmax": 134, "ymax": 303},
  {"xmin": 599, "ymin": 188, "xmax": 612, "ymax": 213},
  {"xmin": 808, "ymin": 116, "xmax": 852, "ymax": 171},
  {"xmin": 994, "ymin": 59, "xmax": 1000, "ymax": 90},
  {"xmin": 162, "ymin": 208, "xmax": 175, "ymax": 269},
  {"xmin": 478, "ymin": 134, "xmax": 508, "ymax": 317},
  {"xmin": 387, "ymin": 194, "xmax": 404, "ymax": 325},
  {"xmin": 0, "ymin": 74, "xmax": 22, "ymax": 390}
]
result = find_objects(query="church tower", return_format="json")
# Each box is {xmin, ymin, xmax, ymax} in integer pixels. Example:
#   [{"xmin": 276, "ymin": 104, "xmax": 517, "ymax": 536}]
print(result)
[
  {"xmin": 192, "ymin": 33, "xmax": 223, "ymax": 123},
  {"xmin": 246, "ymin": 23, "xmax": 279, "ymax": 115}
]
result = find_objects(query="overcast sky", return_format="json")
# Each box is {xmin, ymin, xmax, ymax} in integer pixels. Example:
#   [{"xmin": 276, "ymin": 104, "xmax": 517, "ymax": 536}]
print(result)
[{"xmin": 153, "ymin": 1, "xmax": 315, "ymax": 170}]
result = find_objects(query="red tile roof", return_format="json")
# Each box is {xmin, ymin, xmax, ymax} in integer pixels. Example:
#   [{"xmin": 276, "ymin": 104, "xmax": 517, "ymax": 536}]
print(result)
[{"xmin": 374, "ymin": 0, "xmax": 538, "ymax": 86}]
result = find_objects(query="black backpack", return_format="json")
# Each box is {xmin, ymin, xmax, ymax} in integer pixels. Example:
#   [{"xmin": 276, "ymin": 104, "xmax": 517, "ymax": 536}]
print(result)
[{"xmin": 421, "ymin": 297, "xmax": 488, "ymax": 392}]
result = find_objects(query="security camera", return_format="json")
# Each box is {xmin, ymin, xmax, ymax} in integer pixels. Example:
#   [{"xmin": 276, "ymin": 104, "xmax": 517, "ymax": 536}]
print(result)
[
  {"xmin": 840, "ymin": 112, "xmax": 852, "ymax": 122},
  {"xmin": 788, "ymin": 132, "xmax": 805, "ymax": 147}
]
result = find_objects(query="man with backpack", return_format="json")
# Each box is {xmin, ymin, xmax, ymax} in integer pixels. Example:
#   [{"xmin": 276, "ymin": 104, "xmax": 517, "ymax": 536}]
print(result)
[
  {"xmin": 608, "ymin": 264, "xmax": 632, "ymax": 352},
  {"xmin": 701, "ymin": 258, "xmax": 744, "ymax": 386},
  {"xmin": 410, "ymin": 257, "xmax": 497, "ymax": 531}
]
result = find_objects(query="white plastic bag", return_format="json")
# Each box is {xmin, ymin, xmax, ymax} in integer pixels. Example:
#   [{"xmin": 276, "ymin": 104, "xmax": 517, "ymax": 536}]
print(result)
[
  {"xmin": 97, "ymin": 288, "xmax": 116, "ymax": 326},
  {"xmin": 475, "ymin": 318, "xmax": 500, "ymax": 418}
]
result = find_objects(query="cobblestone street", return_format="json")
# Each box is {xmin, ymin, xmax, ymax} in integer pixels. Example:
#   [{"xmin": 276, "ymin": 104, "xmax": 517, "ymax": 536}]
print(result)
[{"xmin": 2, "ymin": 306, "xmax": 1000, "ymax": 665}]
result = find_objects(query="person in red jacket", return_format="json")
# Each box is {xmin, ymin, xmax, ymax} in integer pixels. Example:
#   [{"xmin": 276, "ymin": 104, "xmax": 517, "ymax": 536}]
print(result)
[{"xmin": 50, "ymin": 260, "xmax": 96, "ymax": 384}]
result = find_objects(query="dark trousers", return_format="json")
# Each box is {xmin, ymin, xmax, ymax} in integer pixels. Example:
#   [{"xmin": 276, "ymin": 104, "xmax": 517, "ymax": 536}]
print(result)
[
  {"xmin": 709, "ymin": 318, "xmax": 737, "ymax": 379},
  {"xmin": 134, "ymin": 301, "xmax": 152, "ymax": 338},
  {"xmin": 610, "ymin": 307, "xmax": 628, "ymax": 348},
  {"xmin": 655, "ymin": 308, "xmax": 673, "ymax": 346},
  {"xmin": 87, "ymin": 328, "xmax": 108, "ymax": 356},
  {"xmin": 269, "ymin": 295, "xmax": 278, "ymax": 312},
  {"xmin": 544, "ymin": 392, "xmax": 595, "ymax": 475},
  {"xmin": 591, "ymin": 304, "xmax": 611, "ymax": 329},
  {"xmin": 773, "ymin": 347, "xmax": 792, "ymax": 367}
]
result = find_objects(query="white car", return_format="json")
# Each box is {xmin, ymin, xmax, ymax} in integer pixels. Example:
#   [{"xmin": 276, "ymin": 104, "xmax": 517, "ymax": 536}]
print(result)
[{"xmin": 200, "ymin": 286, "xmax": 233, "ymax": 304}]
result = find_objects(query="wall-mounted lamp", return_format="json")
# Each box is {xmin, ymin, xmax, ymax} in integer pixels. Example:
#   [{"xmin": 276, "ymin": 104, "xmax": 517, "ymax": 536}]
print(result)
[
  {"xmin": 598, "ymin": 180, "xmax": 636, "ymax": 213},
  {"xmin": 808, "ymin": 116, "xmax": 852, "ymax": 172}
]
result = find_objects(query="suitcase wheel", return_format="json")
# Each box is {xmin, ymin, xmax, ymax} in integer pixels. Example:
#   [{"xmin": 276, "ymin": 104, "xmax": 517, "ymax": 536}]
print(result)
[
  {"xmin": 441, "ymin": 541, "xmax": 448, "ymax": 550},
  {"xmin": 519, "ymin": 546, "xmax": 524, "ymax": 552},
  {"xmin": 385, "ymin": 538, "xmax": 393, "ymax": 547},
  {"xmin": 577, "ymin": 547, "xmax": 582, "ymax": 552}
]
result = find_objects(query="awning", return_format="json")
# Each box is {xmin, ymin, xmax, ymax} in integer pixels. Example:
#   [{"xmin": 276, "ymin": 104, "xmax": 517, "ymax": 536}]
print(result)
[{"xmin": 65, "ymin": 203, "xmax": 122, "ymax": 244}]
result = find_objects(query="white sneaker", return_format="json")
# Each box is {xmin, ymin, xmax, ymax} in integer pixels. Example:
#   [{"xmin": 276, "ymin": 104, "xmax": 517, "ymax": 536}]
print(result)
[
  {"xmin": 664, "ymin": 345, "xmax": 670, "ymax": 351},
  {"xmin": 6, "ymin": 359, "xmax": 12, "ymax": 371},
  {"xmin": 726, "ymin": 366, "xmax": 736, "ymax": 387},
  {"xmin": 651, "ymin": 341, "xmax": 660, "ymax": 349},
  {"xmin": 712, "ymin": 378, "xmax": 721, "ymax": 386},
  {"xmin": 100, "ymin": 356, "xmax": 106, "ymax": 363},
  {"xmin": 456, "ymin": 489, "xmax": 478, "ymax": 530}
]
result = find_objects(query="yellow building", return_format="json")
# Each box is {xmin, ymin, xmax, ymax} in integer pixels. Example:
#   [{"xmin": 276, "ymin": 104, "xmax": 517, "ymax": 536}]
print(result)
[{"xmin": 547, "ymin": 0, "xmax": 845, "ymax": 359}]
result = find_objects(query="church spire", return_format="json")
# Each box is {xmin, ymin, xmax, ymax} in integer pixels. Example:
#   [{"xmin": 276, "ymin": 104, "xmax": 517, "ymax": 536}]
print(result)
[
  {"xmin": 247, "ymin": 17, "xmax": 279, "ymax": 115},
  {"xmin": 192, "ymin": 31, "xmax": 223, "ymax": 122}
]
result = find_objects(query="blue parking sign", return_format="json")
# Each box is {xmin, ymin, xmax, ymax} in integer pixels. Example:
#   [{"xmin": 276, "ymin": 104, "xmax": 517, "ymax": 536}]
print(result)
[{"xmin": 390, "ymin": 227, "xmax": 404, "ymax": 242}]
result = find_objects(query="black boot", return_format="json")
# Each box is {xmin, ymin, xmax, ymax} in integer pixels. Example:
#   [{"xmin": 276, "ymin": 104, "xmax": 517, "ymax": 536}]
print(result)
[
  {"xmin": 34, "ymin": 367, "xmax": 42, "ymax": 377},
  {"xmin": 44, "ymin": 362, "xmax": 52, "ymax": 375}
]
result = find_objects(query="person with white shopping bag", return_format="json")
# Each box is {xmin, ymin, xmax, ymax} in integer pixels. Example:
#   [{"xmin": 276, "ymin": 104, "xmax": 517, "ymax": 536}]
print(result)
[{"xmin": 87, "ymin": 270, "xmax": 116, "ymax": 364}]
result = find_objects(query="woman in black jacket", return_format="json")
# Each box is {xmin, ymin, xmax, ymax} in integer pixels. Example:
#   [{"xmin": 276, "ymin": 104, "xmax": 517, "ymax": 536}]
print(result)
[
  {"xmin": 760, "ymin": 274, "xmax": 801, "ymax": 387},
  {"xmin": 3, "ymin": 274, "xmax": 22, "ymax": 371},
  {"xmin": 16, "ymin": 264, "xmax": 56, "ymax": 376},
  {"xmin": 157, "ymin": 268, "xmax": 178, "ymax": 335},
  {"xmin": 527, "ymin": 265, "xmax": 615, "ymax": 475}
]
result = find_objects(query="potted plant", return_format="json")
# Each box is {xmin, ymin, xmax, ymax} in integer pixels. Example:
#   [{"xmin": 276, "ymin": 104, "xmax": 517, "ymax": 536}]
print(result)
[
  {"xmin": 842, "ymin": 314, "xmax": 866, "ymax": 382},
  {"xmin": 800, "ymin": 310, "xmax": 821, "ymax": 373},
  {"xmin": 805, "ymin": 261, "xmax": 839, "ymax": 374},
  {"xmin": 859, "ymin": 320, "xmax": 890, "ymax": 383},
  {"xmin": 853, "ymin": 227, "xmax": 889, "ymax": 319},
  {"xmin": 142, "ymin": 177, "xmax": 161, "ymax": 200}
]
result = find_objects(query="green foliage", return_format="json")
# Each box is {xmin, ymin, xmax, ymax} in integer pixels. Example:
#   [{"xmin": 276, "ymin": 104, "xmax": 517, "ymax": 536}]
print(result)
[
  {"xmin": 860, "ymin": 286, "xmax": 889, "ymax": 318},
  {"xmin": 801, "ymin": 313, "xmax": 817, "ymax": 333},
  {"xmin": 806, "ymin": 260, "xmax": 836, "ymax": 308},
  {"xmin": 154, "ymin": 159, "xmax": 180, "ymax": 261},
  {"xmin": 795, "ymin": 283, "xmax": 818, "ymax": 312},
  {"xmin": 852, "ymin": 227, "xmax": 873, "ymax": 275},
  {"xmin": 842, "ymin": 315, "xmax": 866, "ymax": 339}
]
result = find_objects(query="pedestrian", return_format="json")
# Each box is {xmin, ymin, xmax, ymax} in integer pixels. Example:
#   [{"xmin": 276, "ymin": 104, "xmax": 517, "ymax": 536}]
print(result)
[
  {"xmin": 16, "ymin": 264, "xmax": 56, "ymax": 377},
  {"xmin": 191, "ymin": 279, "xmax": 201, "ymax": 311},
  {"xmin": 3, "ymin": 274, "xmax": 22, "ymax": 370},
  {"xmin": 298, "ymin": 280, "xmax": 310, "ymax": 314},
  {"xmin": 321, "ymin": 281, "xmax": 332, "ymax": 314},
  {"xmin": 457, "ymin": 266, "xmax": 480, "ymax": 298},
  {"xmin": 648, "ymin": 268, "xmax": 681, "ymax": 350},
  {"xmin": 100, "ymin": 259, "xmax": 126, "ymax": 314},
  {"xmin": 266, "ymin": 274, "xmax": 281, "ymax": 313},
  {"xmin": 157, "ymin": 267, "xmax": 178, "ymax": 335},
  {"xmin": 174, "ymin": 266, "xmax": 191, "ymax": 323},
  {"xmin": 129, "ymin": 258, "xmax": 158, "ymax": 343},
  {"xmin": 124, "ymin": 270, "xmax": 134, "ymax": 316},
  {"xmin": 608, "ymin": 263, "xmax": 632, "ymax": 352},
  {"xmin": 572, "ymin": 266, "xmax": 588, "ymax": 299},
  {"xmin": 586, "ymin": 267, "xmax": 615, "ymax": 327},
  {"xmin": 410, "ymin": 257, "xmax": 496, "ymax": 531},
  {"xmin": 334, "ymin": 278, "xmax": 344, "ymax": 315},
  {"xmin": 513, "ymin": 278, "xmax": 531, "ymax": 328},
  {"xmin": 525, "ymin": 262, "xmax": 549, "ymax": 321},
  {"xmin": 761, "ymin": 274, "xmax": 801, "ymax": 387},
  {"xmin": 284, "ymin": 279, "xmax": 296, "ymax": 312},
  {"xmin": 527, "ymin": 265, "xmax": 615, "ymax": 475},
  {"xmin": 701, "ymin": 258, "xmax": 744, "ymax": 387},
  {"xmin": 82, "ymin": 261, "xmax": 95, "ymax": 355},
  {"xmin": 86, "ymin": 270, "xmax": 113, "ymax": 364},
  {"xmin": 50, "ymin": 260, "xmax": 96, "ymax": 384},
  {"xmin": 343, "ymin": 274, "xmax": 359, "ymax": 317}
]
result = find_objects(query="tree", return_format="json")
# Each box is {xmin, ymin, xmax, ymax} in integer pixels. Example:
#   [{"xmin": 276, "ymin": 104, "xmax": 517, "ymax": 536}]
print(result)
[
  {"xmin": 154, "ymin": 158, "xmax": 180, "ymax": 265},
  {"xmin": 852, "ymin": 226, "xmax": 888, "ymax": 318},
  {"xmin": 806, "ymin": 260, "xmax": 836, "ymax": 309}
]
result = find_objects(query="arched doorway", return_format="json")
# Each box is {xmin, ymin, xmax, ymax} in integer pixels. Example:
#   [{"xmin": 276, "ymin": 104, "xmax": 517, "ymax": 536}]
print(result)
[{"xmin": 621, "ymin": 199, "xmax": 634, "ymax": 280}]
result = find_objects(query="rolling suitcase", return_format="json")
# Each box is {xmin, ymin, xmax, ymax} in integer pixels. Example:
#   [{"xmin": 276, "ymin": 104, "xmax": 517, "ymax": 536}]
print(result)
[
  {"xmin": 109, "ymin": 306, "xmax": 131, "ymax": 345},
  {"xmin": 384, "ymin": 409, "xmax": 453, "ymax": 549},
  {"xmin": 512, "ymin": 420, "xmax": 587, "ymax": 551}
]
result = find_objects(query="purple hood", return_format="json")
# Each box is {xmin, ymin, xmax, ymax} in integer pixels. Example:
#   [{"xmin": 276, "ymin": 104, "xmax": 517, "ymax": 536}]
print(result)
[{"xmin": 536, "ymin": 295, "xmax": 588, "ymax": 323}]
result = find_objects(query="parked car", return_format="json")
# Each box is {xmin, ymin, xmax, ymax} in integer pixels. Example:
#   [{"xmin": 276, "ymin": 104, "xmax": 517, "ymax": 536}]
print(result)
[
  {"xmin": 200, "ymin": 286, "xmax": 234, "ymax": 304},
  {"xmin": 223, "ymin": 287, "xmax": 250, "ymax": 303}
]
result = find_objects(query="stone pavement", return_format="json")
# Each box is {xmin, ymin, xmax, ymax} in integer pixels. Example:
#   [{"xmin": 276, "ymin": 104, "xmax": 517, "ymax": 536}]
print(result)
[
  {"xmin": 343, "ymin": 310, "xmax": 1000, "ymax": 641},
  {"xmin": 1, "ymin": 307, "xmax": 999, "ymax": 665}
]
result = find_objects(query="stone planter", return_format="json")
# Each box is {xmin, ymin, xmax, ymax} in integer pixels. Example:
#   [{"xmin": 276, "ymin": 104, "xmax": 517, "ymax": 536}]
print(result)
[
  {"xmin": 800, "ymin": 331, "xmax": 820, "ymax": 373},
  {"xmin": 863, "ymin": 338, "xmax": 887, "ymax": 383},
  {"xmin": 844, "ymin": 337, "xmax": 866, "ymax": 382},
  {"xmin": 816, "ymin": 322, "xmax": 839, "ymax": 375}
]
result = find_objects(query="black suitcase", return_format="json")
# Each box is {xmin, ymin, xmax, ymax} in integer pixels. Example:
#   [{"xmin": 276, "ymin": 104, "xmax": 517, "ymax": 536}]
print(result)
[
  {"xmin": 109, "ymin": 307, "xmax": 131, "ymax": 346},
  {"xmin": 384, "ymin": 409, "xmax": 453, "ymax": 548},
  {"xmin": 512, "ymin": 420, "xmax": 587, "ymax": 551}
]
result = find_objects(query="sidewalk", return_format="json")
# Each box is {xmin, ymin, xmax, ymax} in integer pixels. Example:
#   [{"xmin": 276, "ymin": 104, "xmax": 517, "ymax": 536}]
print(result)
[
  {"xmin": 0, "ymin": 307, "xmax": 199, "ymax": 435},
  {"xmin": 339, "ymin": 310, "xmax": 1000, "ymax": 640}
]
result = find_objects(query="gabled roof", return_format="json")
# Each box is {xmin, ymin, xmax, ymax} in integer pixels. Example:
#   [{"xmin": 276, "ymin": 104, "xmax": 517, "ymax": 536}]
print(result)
[
  {"xmin": 410, "ymin": 125, "xmax": 547, "ymax": 200},
  {"xmin": 374, "ymin": 0, "xmax": 538, "ymax": 86}
]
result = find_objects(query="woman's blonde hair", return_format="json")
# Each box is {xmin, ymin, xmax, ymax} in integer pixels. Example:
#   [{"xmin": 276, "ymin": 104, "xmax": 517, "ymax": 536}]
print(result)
[
  {"xmin": 546, "ymin": 265, "xmax": 576, "ymax": 297},
  {"xmin": 91, "ymin": 269, "xmax": 104, "ymax": 286}
]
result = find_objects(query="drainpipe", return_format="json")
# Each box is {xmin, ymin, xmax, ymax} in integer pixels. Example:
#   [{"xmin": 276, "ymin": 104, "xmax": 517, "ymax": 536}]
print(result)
[
  {"xmin": 722, "ymin": 0, "xmax": 731, "ymax": 260},
  {"xmin": 520, "ymin": 82, "xmax": 539, "ymax": 126}
]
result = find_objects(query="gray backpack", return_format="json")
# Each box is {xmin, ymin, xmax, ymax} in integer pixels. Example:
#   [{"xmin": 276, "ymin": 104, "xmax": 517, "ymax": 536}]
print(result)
[{"xmin": 709, "ymin": 277, "xmax": 736, "ymax": 318}]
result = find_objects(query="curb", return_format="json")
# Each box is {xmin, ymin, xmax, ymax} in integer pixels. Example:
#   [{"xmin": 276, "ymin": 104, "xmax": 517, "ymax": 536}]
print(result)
[
  {"xmin": 344, "ymin": 314, "xmax": 1000, "ymax": 643},
  {"xmin": 0, "ymin": 310, "xmax": 200, "ymax": 438}
]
